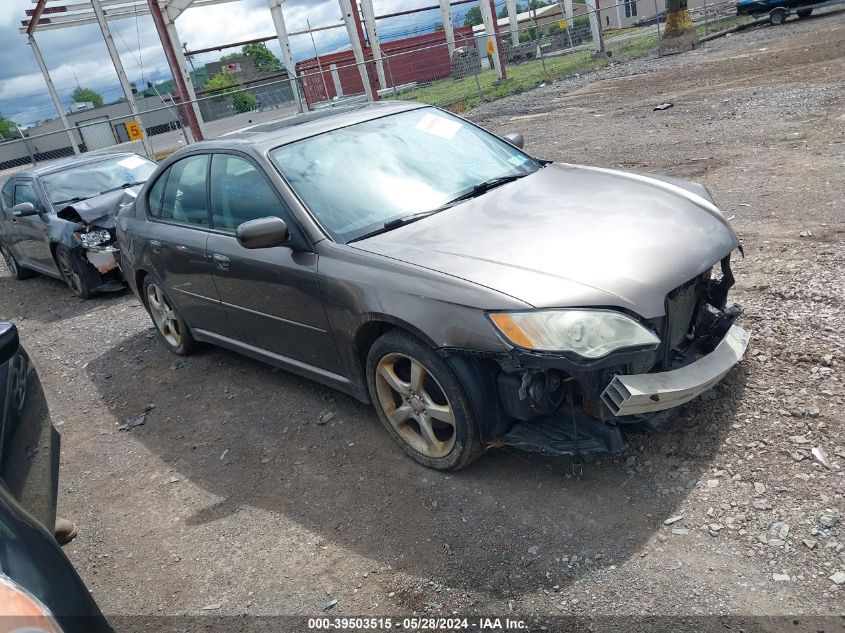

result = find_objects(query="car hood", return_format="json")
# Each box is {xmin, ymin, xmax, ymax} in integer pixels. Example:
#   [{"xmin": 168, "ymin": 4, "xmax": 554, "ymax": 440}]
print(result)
[
  {"xmin": 55, "ymin": 185, "xmax": 142, "ymax": 229},
  {"xmin": 351, "ymin": 163, "xmax": 740, "ymax": 318}
]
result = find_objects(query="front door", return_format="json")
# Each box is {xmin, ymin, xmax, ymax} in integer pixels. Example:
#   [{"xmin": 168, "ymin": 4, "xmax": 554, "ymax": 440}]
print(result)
[
  {"xmin": 144, "ymin": 153, "xmax": 230, "ymax": 336},
  {"xmin": 204, "ymin": 153, "xmax": 341, "ymax": 373},
  {"xmin": 10, "ymin": 180, "xmax": 54, "ymax": 271}
]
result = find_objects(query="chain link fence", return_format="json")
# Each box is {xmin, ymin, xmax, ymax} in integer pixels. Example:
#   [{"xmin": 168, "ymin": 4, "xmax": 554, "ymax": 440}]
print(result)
[{"xmin": 1, "ymin": 0, "xmax": 751, "ymax": 177}]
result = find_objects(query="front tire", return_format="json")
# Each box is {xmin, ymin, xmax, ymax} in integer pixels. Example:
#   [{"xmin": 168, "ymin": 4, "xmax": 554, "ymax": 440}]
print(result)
[
  {"xmin": 54, "ymin": 244, "xmax": 94, "ymax": 299},
  {"xmin": 366, "ymin": 330, "xmax": 483, "ymax": 471},
  {"xmin": 142, "ymin": 277, "xmax": 195, "ymax": 356},
  {"xmin": 0, "ymin": 242, "xmax": 35, "ymax": 280}
]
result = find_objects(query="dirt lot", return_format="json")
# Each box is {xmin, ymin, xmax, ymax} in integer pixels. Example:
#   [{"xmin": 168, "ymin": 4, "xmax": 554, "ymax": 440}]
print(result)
[{"xmin": 1, "ymin": 12, "xmax": 844, "ymax": 622}]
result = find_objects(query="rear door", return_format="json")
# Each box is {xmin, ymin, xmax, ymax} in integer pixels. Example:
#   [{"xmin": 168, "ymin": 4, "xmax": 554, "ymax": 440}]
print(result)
[
  {"xmin": 145, "ymin": 154, "xmax": 230, "ymax": 336},
  {"xmin": 204, "ymin": 152, "xmax": 341, "ymax": 372}
]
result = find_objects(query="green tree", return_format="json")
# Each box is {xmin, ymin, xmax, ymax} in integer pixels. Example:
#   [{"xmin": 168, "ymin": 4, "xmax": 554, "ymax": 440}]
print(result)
[
  {"xmin": 463, "ymin": 6, "xmax": 483, "ymax": 26},
  {"xmin": 221, "ymin": 42, "xmax": 282, "ymax": 73},
  {"xmin": 433, "ymin": 21, "xmax": 444, "ymax": 31},
  {"xmin": 205, "ymin": 72, "xmax": 256, "ymax": 113},
  {"xmin": 71, "ymin": 86, "xmax": 104, "ymax": 107},
  {"xmin": 205, "ymin": 72, "xmax": 238, "ymax": 101},
  {"xmin": 0, "ymin": 113, "xmax": 22, "ymax": 140},
  {"xmin": 232, "ymin": 90, "xmax": 257, "ymax": 113}
]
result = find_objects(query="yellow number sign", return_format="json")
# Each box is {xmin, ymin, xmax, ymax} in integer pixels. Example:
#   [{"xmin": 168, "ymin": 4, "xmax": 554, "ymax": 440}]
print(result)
[
  {"xmin": 558, "ymin": 19, "xmax": 568, "ymax": 28},
  {"xmin": 126, "ymin": 120, "xmax": 144, "ymax": 141},
  {"xmin": 486, "ymin": 39, "xmax": 495, "ymax": 55}
]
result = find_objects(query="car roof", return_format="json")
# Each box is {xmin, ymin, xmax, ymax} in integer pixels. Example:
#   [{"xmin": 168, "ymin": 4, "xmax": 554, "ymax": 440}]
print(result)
[
  {"xmin": 10, "ymin": 151, "xmax": 144, "ymax": 179},
  {"xmin": 182, "ymin": 101, "xmax": 428, "ymax": 155}
]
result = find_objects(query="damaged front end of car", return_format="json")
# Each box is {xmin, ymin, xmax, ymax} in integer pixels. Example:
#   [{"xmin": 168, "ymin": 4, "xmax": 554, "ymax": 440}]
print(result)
[
  {"xmin": 56, "ymin": 190, "xmax": 136, "ymax": 293},
  {"xmin": 445, "ymin": 253, "xmax": 750, "ymax": 458}
]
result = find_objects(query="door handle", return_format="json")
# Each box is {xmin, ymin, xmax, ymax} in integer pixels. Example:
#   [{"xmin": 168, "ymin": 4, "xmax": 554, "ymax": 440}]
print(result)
[
  {"xmin": 212, "ymin": 254, "xmax": 230, "ymax": 271},
  {"xmin": 149, "ymin": 240, "xmax": 161, "ymax": 253}
]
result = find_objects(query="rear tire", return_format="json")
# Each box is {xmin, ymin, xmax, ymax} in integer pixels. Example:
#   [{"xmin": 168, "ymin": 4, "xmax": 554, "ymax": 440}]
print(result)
[
  {"xmin": 366, "ymin": 329, "xmax": 483, "ymax": 471},
  {"xmin": 54, "ymin": 244, "xmax": 95, "ymax": 299},
  {"xmin": 142, "ymin": 276, "xmax": 196, "ymax": 356},
  {"xmin": 0, "ymin": 242, "xmax": 35, "ymax": 280}
]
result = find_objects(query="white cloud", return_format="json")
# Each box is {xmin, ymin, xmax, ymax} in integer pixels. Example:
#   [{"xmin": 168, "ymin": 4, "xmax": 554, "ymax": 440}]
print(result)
[{"xmin": 0, "ymin": 0, "xmax": 460, "ymax": 124}]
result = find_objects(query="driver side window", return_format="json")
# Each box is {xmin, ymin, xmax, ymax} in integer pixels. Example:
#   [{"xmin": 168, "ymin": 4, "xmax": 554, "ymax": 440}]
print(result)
[
  {"xmin": 14, "ymin": 183, "xmax": 39, "ymax": 209},
  {"xmin": 209, "ymin": 154, "xmax": 289, "ymax": 232}
]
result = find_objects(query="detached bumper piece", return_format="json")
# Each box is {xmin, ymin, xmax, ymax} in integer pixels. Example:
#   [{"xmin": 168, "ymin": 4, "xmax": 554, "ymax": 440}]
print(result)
[
  {"xmin": 85, "ymin": 246, "xmax": 120, "ymax": 274},
  {"xmin": 502, "ymin": 410, "xmax": 624, "ymax": 456},
  {"xmin": 601, "ymin": 324, "xmax": 750, "ymax": 416}
]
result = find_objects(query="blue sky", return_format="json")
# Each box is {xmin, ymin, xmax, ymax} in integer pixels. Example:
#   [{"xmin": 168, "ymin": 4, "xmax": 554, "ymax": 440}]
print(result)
[{"xmin": 0, "ymin": 0, "xmax": 478, "ymax": 127}]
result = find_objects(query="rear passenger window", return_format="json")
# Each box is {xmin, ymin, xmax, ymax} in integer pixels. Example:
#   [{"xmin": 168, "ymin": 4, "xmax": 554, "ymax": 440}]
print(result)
[
  {"xmin": 1, "ymin": 181, "xmax": 14, "ymax": 211},
  {"xmin": 209, "ymin": 154, "xmax": 288, "ymax": 232},
  {"xmin": 157, "ymin": 155, "xmax": 209, "ymax": 226},
  {"xmin": 146, "ymin": 172, "xmax": 167, "ymax": 218}
]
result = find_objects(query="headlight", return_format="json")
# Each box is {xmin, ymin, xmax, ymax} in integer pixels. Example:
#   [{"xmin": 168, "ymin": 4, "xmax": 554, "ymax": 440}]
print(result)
[
  {"xmin": 0, "ymin": 574, "xmax": 64, "ymax": 632},
  {"xmin": 75, "ymin": 229, "xmax": 112, "ymax": 249},
  {"xmin": 489, "ymin": 309, "xmax": 660, "ymax": 358}
]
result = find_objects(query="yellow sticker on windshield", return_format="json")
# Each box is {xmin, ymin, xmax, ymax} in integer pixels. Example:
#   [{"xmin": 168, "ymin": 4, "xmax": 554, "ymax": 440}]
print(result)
[{"xmin": 415, "ymin": 113, "xmax": 462, "ymax": 140}]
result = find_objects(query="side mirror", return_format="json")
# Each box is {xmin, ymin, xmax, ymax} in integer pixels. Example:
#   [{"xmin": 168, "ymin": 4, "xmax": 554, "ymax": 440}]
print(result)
[
  {"xmin": 0, "ymin": 322, "xmax": 20, "ymax": 366},
  {"xmin": 503, "ymin": 132, "xmax": 524, "ymax": 149},
  {"xmin": 236, "ymin": 216, "xmax": 289, "ymax": 249},
  {"xmin": 12, "ymin": 202, "xmax": 39, "ymax": 217}
]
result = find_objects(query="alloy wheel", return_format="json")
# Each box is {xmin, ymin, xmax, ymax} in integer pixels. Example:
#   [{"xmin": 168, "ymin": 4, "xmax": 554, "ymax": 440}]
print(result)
[
  {"xmin": 55, "ymin": 248, "xmax": 83, "ymax": 296},
  {"xmin": 374, "ymin": 352, "xmax": 457, "ymax": 458},
  {"xmin": 146, "ymin": 283, "xmax": 183, "ymax": 348}
]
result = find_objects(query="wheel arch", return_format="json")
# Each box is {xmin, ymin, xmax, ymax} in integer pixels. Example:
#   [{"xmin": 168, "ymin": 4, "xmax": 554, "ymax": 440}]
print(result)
[
  {"xmin": 353, "ymin": 316, "xmax": 509, "ymax": 443},
  {"xmin": 352, "ymin": 314, "xmax": 439, "ymax": 391}
]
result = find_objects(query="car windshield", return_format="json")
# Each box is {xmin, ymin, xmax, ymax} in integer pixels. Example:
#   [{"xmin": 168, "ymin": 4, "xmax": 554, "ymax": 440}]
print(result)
[
  {"xmin": 41, "ymin": 155, "xmax": 157, "ymax": 206},
  {"xmin": 269, "ymin": 107, "xmax": 541, "ymax": 242}
]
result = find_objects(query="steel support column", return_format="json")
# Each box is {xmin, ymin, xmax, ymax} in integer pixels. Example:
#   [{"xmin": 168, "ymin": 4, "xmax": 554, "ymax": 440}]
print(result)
[
  {"xmin": 268, "ymin": 0, "xmax": 304, "ymax": 112},
  {"xmin": 359, "ymin": 0, "xmax": 386, "ymax": 89},
  {"xmin": 28, "ymin": 34, "xmax": 79, "ymax": 155},
  {"xmin": 438, "ymin": 0, "xmax": 455, "ymax": 53},
  {"xmin": 506, "ymin": 0, "xmax": 519, "ymax": 45},
  {"xmin": 479, "ymin": 0, "xmax": 505, "ymax": 79},
  {"xmin": 147, "ymin": 0, "xmax": 205, "ymax": 141},
  {"xmin": 584, "ymin": 0, "xmax": 605, "ymax": 52},
  {"xmin": 90, "ymin": 0, "xmax": 154, "ymax": 157},
  {"xmin": 338, "ymin": 0, "xmax": 376, "ymax": 100}
]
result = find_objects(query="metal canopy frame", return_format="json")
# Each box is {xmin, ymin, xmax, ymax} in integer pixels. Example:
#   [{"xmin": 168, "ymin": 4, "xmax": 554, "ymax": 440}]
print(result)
[{"xmin": 19, "ymin": 0, "xmax": 506, "ymax": 144}]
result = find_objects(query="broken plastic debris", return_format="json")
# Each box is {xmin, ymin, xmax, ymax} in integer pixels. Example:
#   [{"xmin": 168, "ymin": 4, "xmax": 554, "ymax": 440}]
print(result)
[
  {"xmin": 323, "ymin": 598, "xmax": 338, "ymax": 611},
  {"xmin": 811, "ymin": 446, "xmax": 831, "ymax": 469},
  {"xmin": 117, "ymin": 413, "xmax": 146, "ymax": 431},
  {"xmin": 653, "ymin": 102, "xmax": 674, "ymax": 111},
  {"xmin": 317, "ymin": 411, "xmax": 335, "ymax": 425}
]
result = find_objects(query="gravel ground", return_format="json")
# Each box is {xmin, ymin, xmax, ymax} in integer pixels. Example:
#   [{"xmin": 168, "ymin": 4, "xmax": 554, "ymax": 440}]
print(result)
[{"xmin": 1, "ymin": 11, "xmax": 843, "ymax": 624}]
